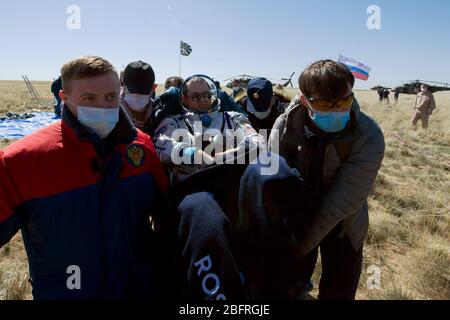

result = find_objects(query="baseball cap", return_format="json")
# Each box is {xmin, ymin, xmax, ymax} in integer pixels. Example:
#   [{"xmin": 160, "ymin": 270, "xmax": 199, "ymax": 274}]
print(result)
[
  {"xmin": 246, "ymin": 77, "xmax": 273, "ymax": 114},
  {"xmin": 123, "ymin": 61, "xmax": 155, "ymax": 95}
]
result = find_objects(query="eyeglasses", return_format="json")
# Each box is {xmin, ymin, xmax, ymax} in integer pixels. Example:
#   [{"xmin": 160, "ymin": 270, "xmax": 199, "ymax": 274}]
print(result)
[
  {"xmin": 306, "ymin": 92, "xmax": 354, "ymax": 112},
  {"xmin": 188, "ymin": 92, "xmax": 213, "ymax": 103}
]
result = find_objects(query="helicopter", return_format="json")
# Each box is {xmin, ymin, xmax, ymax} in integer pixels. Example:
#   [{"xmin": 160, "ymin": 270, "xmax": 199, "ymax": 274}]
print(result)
[
  {"xmin": 281, "ymin": 72, "xmax": 295, "ymax": 88},
  {"xmin": 223, "ymin": 74, "xmax": 255, "ymax": 89},
  {"xmin": 223, "ymin": 72, "xmax": 296, "ymax": 89},
  {"xmin": 371, "ymin": 80, "xmax": 450, "ymax": 94},
  {"xmin": 402, "ymin": 80, "xmax": 450, "ymax": 93}
]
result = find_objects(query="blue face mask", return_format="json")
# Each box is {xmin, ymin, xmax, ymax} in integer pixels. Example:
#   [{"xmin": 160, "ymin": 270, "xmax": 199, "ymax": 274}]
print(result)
[{"xmin": 308, "ymin": 109, "xmax": 350, "ymax": 133}]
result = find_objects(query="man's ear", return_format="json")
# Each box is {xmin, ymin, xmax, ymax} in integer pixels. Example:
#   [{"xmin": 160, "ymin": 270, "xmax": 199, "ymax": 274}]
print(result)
[
  {"xmin": 299, "ymin": 94, "xmax": 308, "ymax": 106},
  {"xmin": 59, "ymin": 90, "xmax": 66, "ymax": 102},
  {"xmin": 300, "ymin": 94, "xmax": 314, "ymax": 117},
  {"xmin": 152, "ymin": 84, "xmax": 158, "ymax": 91}
]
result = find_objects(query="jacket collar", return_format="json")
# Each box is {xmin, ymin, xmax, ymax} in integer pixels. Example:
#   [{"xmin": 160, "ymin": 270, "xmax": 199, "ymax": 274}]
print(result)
[
  {"xmin": 120, "ymin": 95, "xmax": 154, "ymax": 123},
  {"xmin": 282, "ymin": 99, "xmax": 361, "ymax": 146},
  {"xmin": 61, "ymin": 103, "xmax": 138, "ymax": 146}
]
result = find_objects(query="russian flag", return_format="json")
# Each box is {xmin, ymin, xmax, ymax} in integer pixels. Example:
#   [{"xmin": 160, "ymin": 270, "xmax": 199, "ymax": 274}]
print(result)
[{"xmin": 338, "ymin": 54, "xmax": 371, "ymax": 81}]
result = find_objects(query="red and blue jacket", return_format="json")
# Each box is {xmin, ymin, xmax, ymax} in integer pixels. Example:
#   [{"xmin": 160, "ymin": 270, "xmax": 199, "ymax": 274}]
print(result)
[{"xmin": 0, "ymin": 107, "xmax": 168, "ymax": 299}]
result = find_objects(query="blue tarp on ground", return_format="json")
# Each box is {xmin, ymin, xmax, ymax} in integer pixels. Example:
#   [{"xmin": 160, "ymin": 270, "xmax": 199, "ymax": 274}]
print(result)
[{"xmin": 0, "ymin": 112, "xmax": 60, "ymax": 139}]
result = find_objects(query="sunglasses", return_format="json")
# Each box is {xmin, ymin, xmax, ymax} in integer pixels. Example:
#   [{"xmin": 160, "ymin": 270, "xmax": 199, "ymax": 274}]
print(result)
[
  {"xmin": 306, "ymin": 92, "xmax": 354, "ymax": 112},
  {"xmin": 188, "ymin": 92, "xmax": 213, "ymax": 103}
]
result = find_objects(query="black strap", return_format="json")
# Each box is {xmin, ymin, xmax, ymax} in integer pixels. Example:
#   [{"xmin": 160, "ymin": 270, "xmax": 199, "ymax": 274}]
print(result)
[{"xmin": 183, "ymin": 117, "xmax": 195, "ymax": 136}]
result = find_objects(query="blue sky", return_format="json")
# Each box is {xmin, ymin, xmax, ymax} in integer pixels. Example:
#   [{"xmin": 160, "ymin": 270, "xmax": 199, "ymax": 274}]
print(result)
[{"xmin": 0, "ymin": 0, "xmax": 449, "ymax": 89}]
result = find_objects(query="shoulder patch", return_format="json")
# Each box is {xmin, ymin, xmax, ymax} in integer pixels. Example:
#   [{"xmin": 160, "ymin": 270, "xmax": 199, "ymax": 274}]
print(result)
[{"xmin": 126, "ymin": 144, "xmax": 145, "ymax": 167}]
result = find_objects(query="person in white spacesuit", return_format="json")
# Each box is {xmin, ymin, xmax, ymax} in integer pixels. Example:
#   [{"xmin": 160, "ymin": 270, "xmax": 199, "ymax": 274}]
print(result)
[
  {"xmin": 153, "ymin": 75, "xmax": 266, "ymax": 300},
  {"xmin": 153, "ymin": 74, "xmax": 265, "ymax": 185}
]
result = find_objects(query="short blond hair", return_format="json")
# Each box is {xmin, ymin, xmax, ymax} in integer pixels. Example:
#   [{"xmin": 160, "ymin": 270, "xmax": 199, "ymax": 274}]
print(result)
[{"xmin": 61, "ymin": 56, "xmax": 117, "ymax": 91}]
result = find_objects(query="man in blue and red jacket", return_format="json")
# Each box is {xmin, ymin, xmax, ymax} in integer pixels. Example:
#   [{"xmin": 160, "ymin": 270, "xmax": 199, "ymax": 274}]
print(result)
[{"xmin": 0, "ymin": 56, "xmax": 168, "ymax": 299}]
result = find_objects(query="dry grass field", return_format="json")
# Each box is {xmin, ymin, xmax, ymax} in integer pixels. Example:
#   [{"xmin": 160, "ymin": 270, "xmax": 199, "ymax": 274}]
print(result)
[{"xmin": 0, "ymin": 80, "xmax": 448, "ymax": 300}]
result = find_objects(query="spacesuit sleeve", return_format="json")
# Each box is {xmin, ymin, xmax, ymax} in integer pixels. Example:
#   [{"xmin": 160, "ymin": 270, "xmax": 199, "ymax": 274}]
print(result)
[
  {"xmin": 152, "ymin": 117, "xmax": 193, "ymax": 165},
  {"xmin": 230, "ymin": 112, "xmax": 267, "ymax": 152}
]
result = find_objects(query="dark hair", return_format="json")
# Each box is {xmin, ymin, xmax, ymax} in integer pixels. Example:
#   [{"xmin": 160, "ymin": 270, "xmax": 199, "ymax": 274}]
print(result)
[
  {"xmin": 181, "ymin": 77, "xmax": 210, "ymax": 96},
  {"xmin": 164, "ymin": 76, "xmax": 184, "ymax": 90},
  {"xmin": 299, "ymin": 59, "xmax": 355, "ymax": 100}
]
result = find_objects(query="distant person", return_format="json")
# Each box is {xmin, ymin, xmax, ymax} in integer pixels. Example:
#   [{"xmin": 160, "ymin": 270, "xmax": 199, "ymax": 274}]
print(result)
[
  {"xmin": 411, "ymin": 84, "xmax": 436, "ymax": 130},
  {"xmin": 393, "ymin": 88, "xmax": 400, "ymax": 105},
  {"xmin": 119, "ymin": 70, "xmax": 124, "ymax": 84},
  {"xmin": 0, "ymin": 56, "xmax": 168, "ymax": 299},
  {"xmin": 239, "ymin": 78, "xmax": 289, "ymax": 135},
  {"xmin": 382, "ymin": 88, "xmax": 390, "ymax": 104},
  {"xmin": 414, "ymin": 86, "xmax": 421, "ymax": 94},
  {"xmin": 51, "ymin": 76, "xmax": 63, "ymax": 116},
  {"xmin": 120, "ymin": 60, "xmax": 157, "ymax": 130},
  {"xmin": 377, "ymin": 87, "xmax": 384, "ymax": 103},
  {"xmin": 216, "ymin": 80, "xmax": 247, "ymax": 115},
  {"xmin": 231, "ymin": 79, "xmax": 244, "ymax": 99},
  {"xmin": 164, "ymin": 76, "xmax": 184, "ymax": 90}
]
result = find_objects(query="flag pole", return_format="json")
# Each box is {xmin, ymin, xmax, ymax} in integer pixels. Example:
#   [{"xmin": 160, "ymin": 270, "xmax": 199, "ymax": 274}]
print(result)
[{"xmin": 179, "ymin": 40, "xmax": 181, "ymax": 77}]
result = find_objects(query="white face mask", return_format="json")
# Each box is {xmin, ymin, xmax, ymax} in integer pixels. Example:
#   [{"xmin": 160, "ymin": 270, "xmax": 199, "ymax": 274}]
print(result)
[
  {"xmin": 247, "ymin": 96, "xmax": 273, "ymax": 120},
  {"xmin": 77, "ymin": 106, "xmax": 120, "ymax": 139},
  {"xmin": 124, "ymin": 93, "xmax": 151, "ymax": 112},
  {"xmin": 251, "ymin": 108, "xmax": 272, "ymax": 120}
]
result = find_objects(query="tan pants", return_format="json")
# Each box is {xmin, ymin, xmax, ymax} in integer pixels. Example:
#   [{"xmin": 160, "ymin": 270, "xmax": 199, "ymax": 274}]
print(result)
[{"xmin": 411, "ymin": 109, "xmax": 429, "ymax": 129}]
